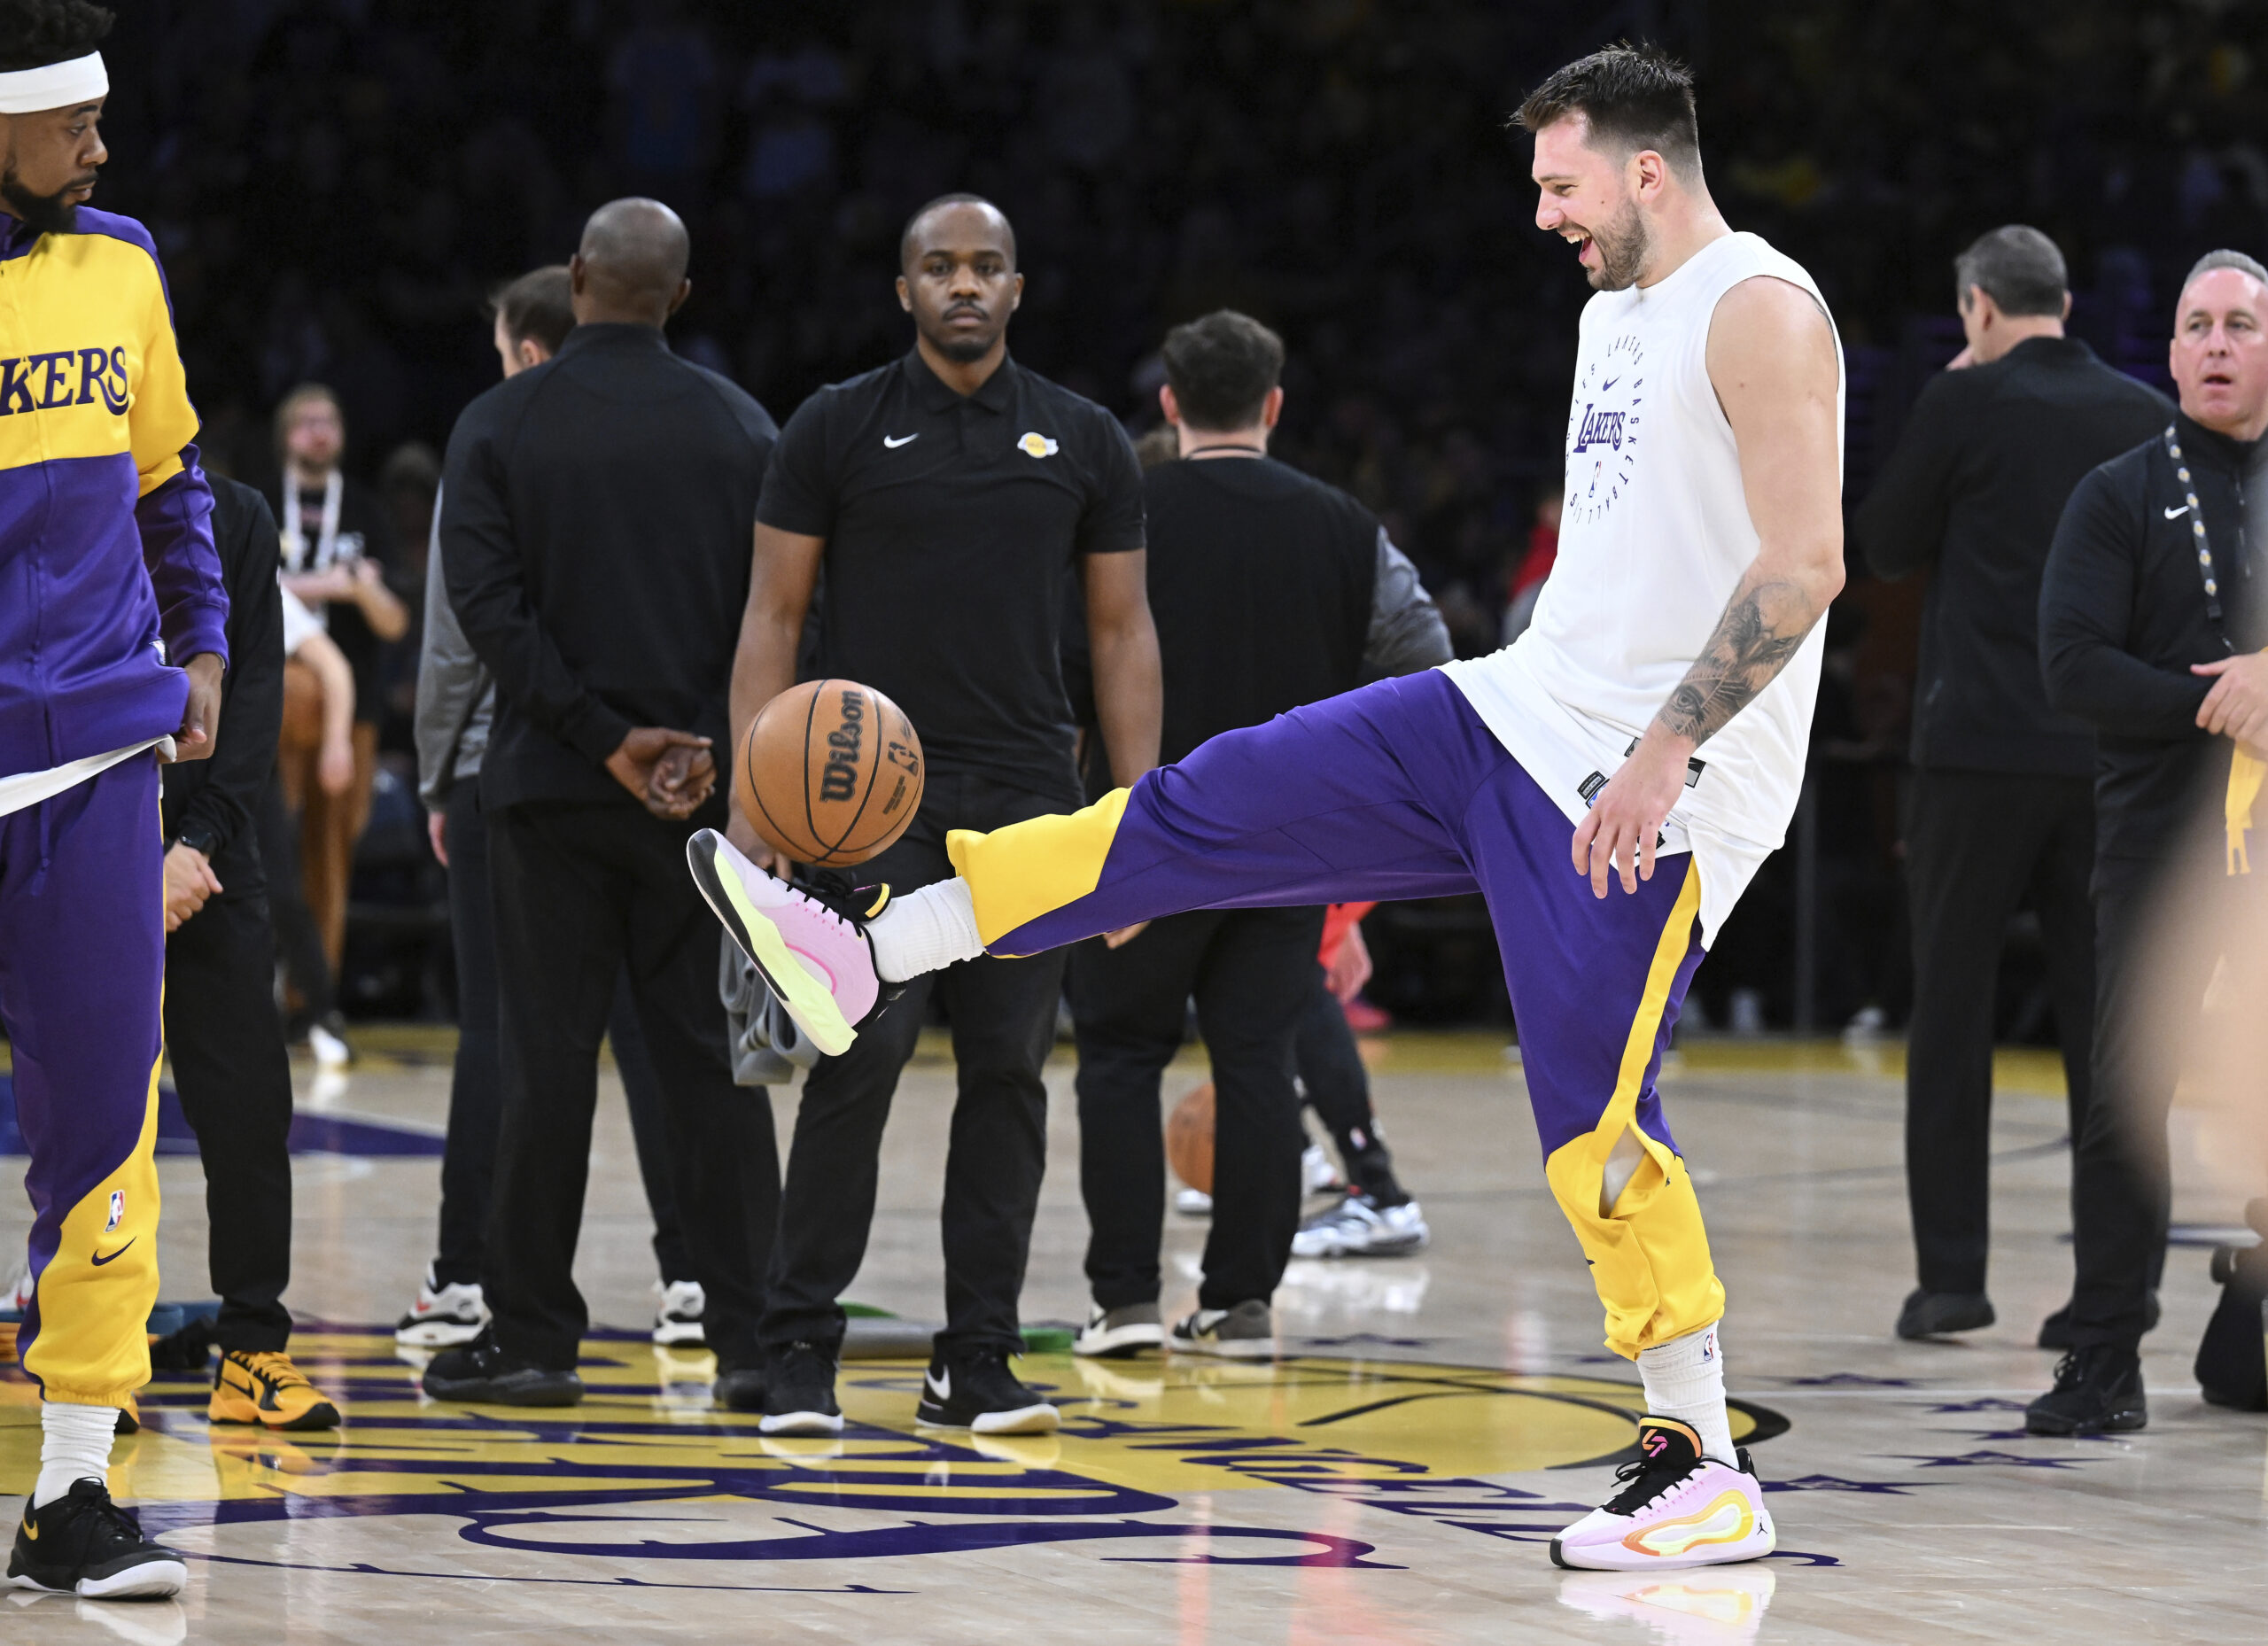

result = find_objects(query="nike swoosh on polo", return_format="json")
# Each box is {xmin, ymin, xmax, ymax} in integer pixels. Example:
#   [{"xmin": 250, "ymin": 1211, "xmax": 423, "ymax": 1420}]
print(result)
[
  {"xmin": 883, "ymin": 433, "xmax": 919, "ymax": 448},
  {"xmin": 90, "ymin": 1238, "xmax": 136, "ymax": 1267},
  {"xmin": 2165, "ymin": 504, "xmax": 2191, "ymax": 519}
]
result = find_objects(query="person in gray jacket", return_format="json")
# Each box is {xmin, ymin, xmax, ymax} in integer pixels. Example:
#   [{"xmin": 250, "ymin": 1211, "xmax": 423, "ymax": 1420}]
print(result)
[{"xmin": 400, "ymin": 266, "xmax": 711, "ymax": 1353}]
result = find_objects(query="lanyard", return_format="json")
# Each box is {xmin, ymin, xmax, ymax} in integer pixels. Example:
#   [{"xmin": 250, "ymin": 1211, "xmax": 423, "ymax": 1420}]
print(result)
[{"xmin": 280, "ymin": 469, "xmax": 345, "ymax": 573}]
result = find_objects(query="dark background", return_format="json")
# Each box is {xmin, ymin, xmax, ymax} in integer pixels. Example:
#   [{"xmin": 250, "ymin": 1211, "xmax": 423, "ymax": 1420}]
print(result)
[{"xmin": 89, "ymin": 0, "xmax": 2268, "ymax": 1031}]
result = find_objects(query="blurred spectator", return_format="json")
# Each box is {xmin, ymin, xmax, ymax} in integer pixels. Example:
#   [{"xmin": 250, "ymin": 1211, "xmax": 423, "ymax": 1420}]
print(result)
[
  {"xmin": 271, "ymin": 384, "xmax": 408, "ymax": 971},
  {"xmin": 262, "ymin": 577, "xmax": 358, "ymax": 1066},
  {"xmin": 1503, "ymin": 483, "xmax": 1562, "ymax": 645}
]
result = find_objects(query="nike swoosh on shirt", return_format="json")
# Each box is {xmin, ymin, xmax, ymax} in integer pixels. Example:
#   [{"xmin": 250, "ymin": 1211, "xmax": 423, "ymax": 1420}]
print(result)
[
  {"xmin": 2165, "ymin": 505, "xmax": 2191, "ymax": 519},
  {"xmin": 91, "ymin": 1238, "xmax": 136, "ymax": 1267},
  {"xmin": 1600, "ymin": 377, "xmax": 1619, "ymax": 390},
  {"xmin": 883, "ymin": 433, "xmax": 919, "ymax": 448}
]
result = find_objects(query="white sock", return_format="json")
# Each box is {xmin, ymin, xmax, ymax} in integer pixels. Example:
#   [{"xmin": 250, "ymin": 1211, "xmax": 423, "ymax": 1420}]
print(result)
[
  {"xmin": 866, "ymin": 879, "xmax": 984, "ymax": 982},
  {"xmin": 1637, "ymin": 1324, "xmax": 1736, "ymax": 1465},
  {"xmin": 35, "ymin": 1401, "xmax": 117, "ymax": 1508}
]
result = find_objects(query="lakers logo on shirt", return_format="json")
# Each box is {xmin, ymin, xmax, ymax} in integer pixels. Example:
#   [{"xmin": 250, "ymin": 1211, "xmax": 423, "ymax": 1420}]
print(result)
[
  {"xmin": 1018, "ymin": 431, "xmax": 1060, "ymax": 458},
  {"xmin": 1565, "ymin": 332, "xmax": 1646, "ymax": 526}
]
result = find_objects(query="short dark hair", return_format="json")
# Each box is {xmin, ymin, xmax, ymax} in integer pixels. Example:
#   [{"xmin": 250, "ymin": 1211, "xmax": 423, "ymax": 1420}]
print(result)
[
  {"xmin": 1953, "ymin": 226, "xmax": 2067, "ymax": 318},
  {"xmin": 0, "ymin": 0, "xmax": 112, "ymax": 70},
  {"xmin": 1161, "ymin": 310, "xmax": 1285, "ymax": 431},
  {"xmin": 1514, "ymin": 43, "xmax": 1701, "ymax": 177},
  {"xmin": 898, "ymin": 192, "xmax": 1016, "ymax": 272},
  {"xmin": 489, "ymin": 265, "xmax": 576, "ymax": 355}
]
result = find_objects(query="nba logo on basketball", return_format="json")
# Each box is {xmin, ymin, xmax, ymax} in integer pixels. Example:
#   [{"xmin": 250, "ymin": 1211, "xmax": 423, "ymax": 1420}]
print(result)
[{"xmin": 105, "ymin": 1191, "xmax": 125, "ymax": 1233}]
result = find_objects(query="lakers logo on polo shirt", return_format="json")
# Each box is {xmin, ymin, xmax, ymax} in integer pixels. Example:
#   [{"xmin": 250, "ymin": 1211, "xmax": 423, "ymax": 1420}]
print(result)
[{"xmin": 1018, "ymin": 431, "xmax": 1060, "ymax": 458}]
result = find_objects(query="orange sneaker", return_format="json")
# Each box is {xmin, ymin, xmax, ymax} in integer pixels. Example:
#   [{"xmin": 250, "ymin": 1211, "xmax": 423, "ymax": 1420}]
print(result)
[{"xmin": 209, "ymin": 1349, "xmax": 341, "ymax": 1432}]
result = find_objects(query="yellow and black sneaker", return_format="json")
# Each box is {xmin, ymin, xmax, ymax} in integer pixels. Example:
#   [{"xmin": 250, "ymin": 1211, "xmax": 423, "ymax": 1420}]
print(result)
[{"xmin": 209, "ymin": 1349, "xmax": 342, "ymax": 1432}]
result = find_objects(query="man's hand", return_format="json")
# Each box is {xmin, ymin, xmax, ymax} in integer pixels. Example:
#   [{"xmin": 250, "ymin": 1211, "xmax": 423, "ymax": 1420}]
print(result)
[
  {"xmin": 1325, "ymin": 921, "xmax": 1373, "ymax": 1003},
  {"xmin": 2194, "ymin": 652, "xmax": 2268, "ymax": 749},
  {"xmin": 606, "ymin": 727, "xmax": 714, "ymax": 819},
  {"xmin": 164, "ymin": 653, "xmax": 225, "ymax": 764},
  {"xmin": 317, "ymin": 734, "xmax": 356, "ymax": 796},
  {"xmin": 1570, "ymin": 727, "xmax": 1692, "ymax": 897},
  {"xmin": 428, "ymin": 811, "xmax": 450, "ymax": 868},
  {"xmin": 162, "ymin": 842, "xmax": 222, "ymax": 933},
  {"xmin": 646, "ymin": 741, "xmax": 718, "ymax": 820},
  {"xmin": 1102, "ymin": 921, "xmax": 1149, "ymax": 949},
  {"xmin": 724, "ymin": 808, "xmax": 795, "ymax": 877}
]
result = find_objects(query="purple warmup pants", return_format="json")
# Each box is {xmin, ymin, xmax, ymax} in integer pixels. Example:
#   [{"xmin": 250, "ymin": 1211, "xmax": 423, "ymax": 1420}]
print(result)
[
  {"xmin": 947, "ymin": 671, "xmax": 1725, "ymax": 1356},
  {"xmin": 2, "ymin": 753, "xmax": 166, "ymax": 1406}
]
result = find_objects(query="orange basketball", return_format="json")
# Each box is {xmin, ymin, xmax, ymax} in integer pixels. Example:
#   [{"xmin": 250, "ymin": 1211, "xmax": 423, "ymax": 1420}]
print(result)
[
  {"xmin": 736, "ymin": 679, "xmax": 924, "ymax": 867},
  {"xmin": 1166, "ymin": 1083, "xmax": 1216, "ymax": 1195}
]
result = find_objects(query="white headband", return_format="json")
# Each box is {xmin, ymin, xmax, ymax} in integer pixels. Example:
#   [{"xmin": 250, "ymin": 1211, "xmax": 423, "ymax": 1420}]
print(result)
[{"xmin": 0, "ymin": 51, "xmax": 105, "ymax": 115}]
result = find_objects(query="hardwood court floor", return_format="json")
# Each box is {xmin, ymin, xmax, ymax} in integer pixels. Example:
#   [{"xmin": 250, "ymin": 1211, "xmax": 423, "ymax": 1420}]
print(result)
[{"xmin": 3, "ymin": 1029, "xmax": 2264, "ymax": 1642}]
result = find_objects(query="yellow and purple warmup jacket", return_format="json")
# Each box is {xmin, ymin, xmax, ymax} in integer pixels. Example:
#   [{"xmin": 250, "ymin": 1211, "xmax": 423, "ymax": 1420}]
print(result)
[
  {"xmin": 0, "ymin": 205, "xmax": 223, "ymax": 1410},
  {"xmin": 0, "ymin": 206, "xmax": 225, "ymax": 785}
]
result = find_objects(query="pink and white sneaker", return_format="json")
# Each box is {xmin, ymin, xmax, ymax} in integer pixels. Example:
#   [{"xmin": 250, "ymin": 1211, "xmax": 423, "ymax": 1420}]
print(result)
[
  {"xmin": 687, "ymin": 829, "xmax": 890, "ymax": 1059},
  {"xmin": 1550, "ymin": 1417, "xmax": 1776, "ymax": 1572}
]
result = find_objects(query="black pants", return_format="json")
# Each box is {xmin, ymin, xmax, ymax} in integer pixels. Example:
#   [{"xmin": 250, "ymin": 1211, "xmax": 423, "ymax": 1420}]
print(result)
[
  {"xmin": 254, "ymin": 774, "xmax": 332, "ymax": 1022},
  {"xmin": 1902, "ymin": 768, "xmax": 2095, "ymax": 1294},
  {"xmin": 432, "ymin": 783, "xmax": 689, "ymax": 1290},
  {"xmin": 2068, "ymin": 851, "xmax": 2221, "ymax": 1348},
  {"xmin": 164, "ymin": 891, "xmax": 296, "ymax": 1352},
  {"xmin": 485, "ymin": 797, "xmax": 776, "ymax": 1370},
  {"xmin": 1070, "ymin": 905, "xmax": 1325, "ymax": 1312},
  {"xmin": 1293, "ymin": 967, "xmax": 1405, "ymax": 1206},
  {"xmin": 762, "ymin": 773, "xmax": 1068, "ymax": 1359}
]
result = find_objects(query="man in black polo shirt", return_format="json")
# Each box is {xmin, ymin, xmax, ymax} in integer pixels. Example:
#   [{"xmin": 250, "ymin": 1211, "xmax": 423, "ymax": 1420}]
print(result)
[
  {"xmin": 2031, "ymin": 250, "xmax": 2268, "ymax": 1434},
  {"xmin": 1855, "ymin": 226, "xmax": 2171, "ymax": 1345},
  {"xmin": 726, "ymin": 192, "xmax": 1159, "ymax": 1435},
  {"xmin": 423, "ymin": 198, "xmax": 782, "ymax": 1408},
  {"xmin": 1068, "ymin": 311, "xmax": 1451, "ymax": 1361}
]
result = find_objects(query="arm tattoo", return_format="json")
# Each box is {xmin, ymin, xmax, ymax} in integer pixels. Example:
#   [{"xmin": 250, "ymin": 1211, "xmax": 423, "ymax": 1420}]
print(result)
[{"xmin": 1655, "ymin": 578, "xmax": 1811, "ymax": 745}]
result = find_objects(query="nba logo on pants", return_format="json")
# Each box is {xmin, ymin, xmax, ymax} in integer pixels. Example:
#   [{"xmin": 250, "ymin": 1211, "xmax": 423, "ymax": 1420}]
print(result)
[{"xmin": 105, "ymin": 1191, "xmax": 125, "ymax": 1234}]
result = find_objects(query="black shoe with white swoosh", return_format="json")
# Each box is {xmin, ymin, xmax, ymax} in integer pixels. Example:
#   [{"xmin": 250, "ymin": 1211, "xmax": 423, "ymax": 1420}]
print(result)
[{"xmin": 914, "ymin": 1347, "xmax": 1060, "ymax": 1434}]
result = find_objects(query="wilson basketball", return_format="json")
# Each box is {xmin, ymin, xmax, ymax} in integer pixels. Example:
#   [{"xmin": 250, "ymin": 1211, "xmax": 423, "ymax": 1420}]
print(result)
[
  {"xmin": 736, "ymin": 679, "xmax": 924, "ymax": 867},
  {"xmin": 1165, "ymin": 1083, "xmax": 1216, "ymax": 1196}
]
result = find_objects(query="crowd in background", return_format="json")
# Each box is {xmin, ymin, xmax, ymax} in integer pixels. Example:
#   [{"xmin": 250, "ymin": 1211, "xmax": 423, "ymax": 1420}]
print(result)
[{"xmin": 82, "ymin": 0, "xmax": 2268, "ymax": 1034}]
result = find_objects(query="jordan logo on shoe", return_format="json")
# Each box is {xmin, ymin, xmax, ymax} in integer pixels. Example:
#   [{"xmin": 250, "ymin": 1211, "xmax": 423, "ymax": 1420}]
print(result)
[{"xmin": 927, "ymin": 1367, "xmax": 951, "ymax": 1402}]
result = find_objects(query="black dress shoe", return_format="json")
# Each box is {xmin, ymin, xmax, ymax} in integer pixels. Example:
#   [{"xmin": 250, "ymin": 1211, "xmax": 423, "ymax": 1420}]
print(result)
[
  {"xmin": 713, "ymin": 1367, "xmax": 766, "ymax": 1412},
  {"xmin": 1896, "ymin": 1288, "xmax": 1994, "ymax": 1339},
  {"xmin": 2038, "ymin": 1291, "xmax": 2158, "ymax": 1350},
  {"xmin": 2025, "ymin": 1344, "xmax": 2146, "ymax": 1435},
  {"xmin": 422, "ymin": 1330, "xmax": 582, "ymax": 1406}
]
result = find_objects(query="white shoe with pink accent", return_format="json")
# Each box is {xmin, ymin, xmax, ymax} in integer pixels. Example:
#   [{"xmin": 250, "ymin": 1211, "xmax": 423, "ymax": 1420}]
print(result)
[
  {"xmin": 686, "ymin": 829, "xmax": 889, "ymax": 1059},
  {"xmin": 1550, "ymin": 1417, "xmax": 1776, "ymax": 1572}
]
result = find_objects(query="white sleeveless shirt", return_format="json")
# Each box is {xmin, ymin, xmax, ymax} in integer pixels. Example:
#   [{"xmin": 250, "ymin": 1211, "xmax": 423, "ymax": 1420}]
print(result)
[{"xmin": 1442, "ymin": 230, "xmax": 1842, "ymax": 944}]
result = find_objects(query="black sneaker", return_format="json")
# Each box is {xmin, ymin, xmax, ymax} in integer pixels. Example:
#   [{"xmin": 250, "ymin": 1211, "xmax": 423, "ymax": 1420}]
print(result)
[
  {"xmin": 1895, "ymin": 1288, "xmax": 1994, "ymax": 1339},
  {"xmin": 2025, "ymin": 1345, "xmax": 2147, "ymax": 1435},
  {"xmin": 8, "ymin": 1479, "xmax": 188, "ymax": 1599},
  {"xmin": 421, "ymin": 1330, "xmax": 583, "ymax": 1407},
  {"xmin": 760, "ymin": 1339, "xmax": 843, "ymax": 1436},
  {"xmin": 714, "ymin": 1366, "xmax": 766, "ymax": 1414},
  {"xmin": 915, "ymin": 1347, "xmax": 1060, "ymax": 1434}
]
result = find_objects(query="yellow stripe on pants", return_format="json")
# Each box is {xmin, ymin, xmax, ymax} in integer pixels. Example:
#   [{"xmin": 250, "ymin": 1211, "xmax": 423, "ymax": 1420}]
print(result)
[
  {"xmin": 22, "ymin": 1052, "xmax": 163, "ymax": 1408},
  {"xmin": 1542, "ymin": 862, "xmax": 1725, "ymax": 1360},
  {"xmin": 945, "ymin": 787, "xmax": 1130, "ymax": 951}
]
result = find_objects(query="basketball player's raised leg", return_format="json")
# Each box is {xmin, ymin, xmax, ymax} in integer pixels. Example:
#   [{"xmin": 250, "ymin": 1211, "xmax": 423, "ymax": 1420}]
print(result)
[{"xmin": 690, "ymin": 670, "xmax": 1490, "ymax": 1052}]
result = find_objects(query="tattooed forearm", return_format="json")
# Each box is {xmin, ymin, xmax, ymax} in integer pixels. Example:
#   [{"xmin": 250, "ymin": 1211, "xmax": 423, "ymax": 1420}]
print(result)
[{"xmin": 1654, "ymin": 576, "xmax": 1815, "ymax": 745}]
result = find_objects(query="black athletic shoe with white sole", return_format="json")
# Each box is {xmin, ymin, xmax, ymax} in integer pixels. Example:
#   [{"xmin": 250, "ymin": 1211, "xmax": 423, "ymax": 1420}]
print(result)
[
  {"xmin": 915, "ymin": 1347, "xmax": 1060, "ymax": 1434},
  {"xmin": 421, "ymin": 1330, "xmax": 583, "ymax": 1406},
  {"xmin": 760, "ymin": 1339, "xmax": 844, "ymax": 1436},
  {"xmin": 8, "ymin": 1479, "xmax": 189, "ymax": 1600}
]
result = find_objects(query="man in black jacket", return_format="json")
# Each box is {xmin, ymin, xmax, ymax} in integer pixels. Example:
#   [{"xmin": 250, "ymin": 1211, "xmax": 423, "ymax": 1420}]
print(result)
[
  {"xmin": 1068, "ymin": 312, "xmax": 1451, "ymax": 1360},
  {"xmin": 1855, "ymin": 226, "xmax": 2170, "ymax": 1343},
  {"xmin": 2030, "ymin": 249, "xmax": 2268, "ymax": 1435},
  {"xmin": 424, "ymin": 198, "xmax": 781, "ymax": 1407},
  {"xmin": 160, "ymin": 476, "xmax": 340, "ymax": 1432}
]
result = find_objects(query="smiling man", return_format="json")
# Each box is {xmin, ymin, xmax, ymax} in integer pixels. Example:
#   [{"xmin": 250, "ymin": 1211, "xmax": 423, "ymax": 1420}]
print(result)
[
  {"xmin": 2033, "ymin": 250, "xmax": 2268, "ymax": 1437},
  {"xmin": 703, "ymin": 192, "xmax": 1157, "ymax": 1440},
  {"xmin": 692, "ymin": 48, "xmax": 1841, "ymax": 1571},
  {"xmin": 0, "ymin": 0, "xmax": 228, "ymax": 1603}
]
